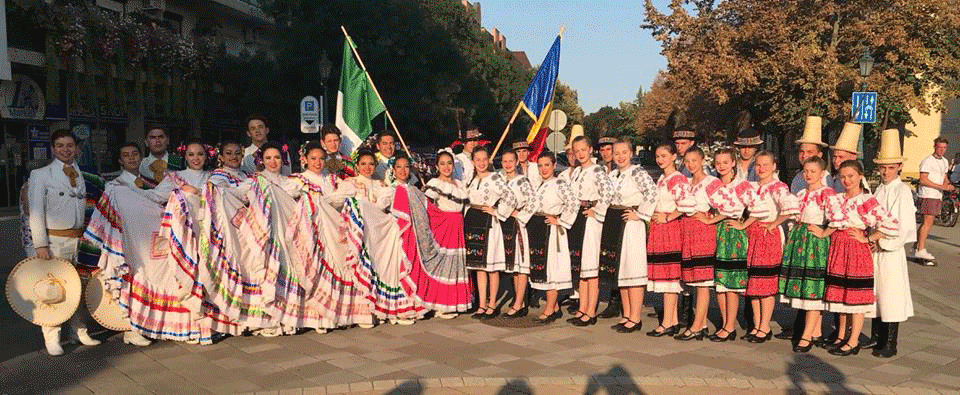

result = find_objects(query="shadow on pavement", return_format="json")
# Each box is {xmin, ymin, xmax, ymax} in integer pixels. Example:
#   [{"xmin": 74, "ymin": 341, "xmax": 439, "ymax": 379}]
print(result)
[
  {"xmin": 785, "ymin": 353, "xmax": 863, "ymax": 394},
  {"xmin": 497, "ymin": 379, "xmax": 535, "ymax": 394},
  {"xmin": 583, "ymin": 365, "xmax": 645, "ymax": 395}
]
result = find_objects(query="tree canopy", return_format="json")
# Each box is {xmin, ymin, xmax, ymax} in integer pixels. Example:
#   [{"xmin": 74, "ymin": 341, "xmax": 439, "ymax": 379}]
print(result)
[{"xmin": 641, "ymin": 0, "xmax": 960, "ymax": 140}]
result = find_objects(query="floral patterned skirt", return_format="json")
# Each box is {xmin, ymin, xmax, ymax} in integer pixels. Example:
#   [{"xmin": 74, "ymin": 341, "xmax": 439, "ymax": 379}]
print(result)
[
  {"xmin": 779, "ymin": 224, "xmax": 828, "ymax": 310},
  {"xmin": 714, "ymin": 222, "xmax": 748, "ymax": 292}
]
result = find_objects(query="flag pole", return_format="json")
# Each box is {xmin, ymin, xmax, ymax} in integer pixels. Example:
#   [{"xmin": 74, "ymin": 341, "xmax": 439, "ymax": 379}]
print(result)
[
  {"xmin": 491, "ymin": 102, "xmax": 524, "ymax": 158},
  {"xmin": 341, "ymin": 26, "xmax": 413, "ymax": 159}
]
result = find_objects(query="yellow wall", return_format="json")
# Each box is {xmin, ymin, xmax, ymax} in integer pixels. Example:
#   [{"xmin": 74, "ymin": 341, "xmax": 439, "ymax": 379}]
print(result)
[{"xmin": 904, "ymin": 98, "xmax": 960, "ymax": 177}]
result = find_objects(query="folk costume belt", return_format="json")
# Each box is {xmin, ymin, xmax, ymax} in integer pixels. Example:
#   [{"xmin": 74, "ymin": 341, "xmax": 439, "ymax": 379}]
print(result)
[
  {"xmin": 47, "ymin": 228, "xmax": 84, "ymax": 238},
  {"xmin": 580, "ymin": 200, "xmax": 597, "ymax": 208},
  {"xmin": 609, "ymin": 205, "xmax": 638, "ymax": 211}
]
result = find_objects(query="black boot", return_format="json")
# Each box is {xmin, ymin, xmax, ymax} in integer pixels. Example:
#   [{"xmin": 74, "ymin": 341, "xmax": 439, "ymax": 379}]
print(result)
[
  {"xmin": 863, "ymin": 319, "xmax": 883, "ymax": 349},
  {"xmin": 776, "ymin": 311, "xmax": 802, "ymax": 340},
  {"xmin": 598, "ymin": 289, "xmax": 622, "ymax": 319},
  {"xmin": 873, "ymin": 322, "xmax": 899, "ymax": 358},
  {"xmin": 678, "ymin": 292, "xmax": 693, "ymax": 329}
]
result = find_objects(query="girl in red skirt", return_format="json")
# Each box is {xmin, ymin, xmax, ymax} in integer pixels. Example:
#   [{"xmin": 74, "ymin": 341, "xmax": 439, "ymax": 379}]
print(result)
[
  {"xmin": 677, "ymin": 147, "xmax": 730, "ymax": 340},
  {"xmin": 825, "ymin": 160, "xmax": 898, "ymax": 356},
  {"xmin": 728, "ymin": 152, "xmax": 799, "ymax": 343},
  {"xmin": 646, "ymin": 144, "xmax": 694, "ymax": 337}
]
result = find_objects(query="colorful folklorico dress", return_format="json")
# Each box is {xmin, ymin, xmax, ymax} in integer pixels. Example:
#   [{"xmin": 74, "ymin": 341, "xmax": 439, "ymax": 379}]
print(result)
[
  {"xmin": 714, "ymin": 180, "xmax": 764, "ymax": 292},
  {"xmin": 340, "ymin": 175, "xmax": 424, "ymax": 322},
  {"xmin": 778, "ymin": 185, "xmax": 836, "ymax": 310},
  {"xmin": 567, "ymin": 163, "xmax": 614, "ymax": 280},
  {"xmin": 647, "ymin": 170, "xmax": 693, "ymax": 293},
  {"xmin": 84, "ymin": 171, "xmax": 211, "ymax": 343},
  {"xmin": 408, "ymin": 178, "xmax": 472, "ymax": 313},
  {"xmin": 678, "ymin": 175, "xmax": 729, "ymax": 287},
  {"xmin": 824, "ymin": 193, "xmax": 898, "ymax": 314},
  {"xmin": 464, "ymin": 172, "xmax": 515, "ymax": 272},
  {"xmin": 197, "ymin": 167, "xmax": 274, "ymax": 334},
  {"xmin": 240, "ymin": 171, "xmax": 323, "ymax": 332},
  {"xmin": 502, "ymin": 172, "xmax": 535, "ymax": 274},
  {"xmin": 518, "ymin": 177, "xmax": 579, "ymax": 291},
  {"xmin": 598, "ymin": 165, "xmax": 657, "ymax": 287},
  {"xmin": 289, "ymin": 171, "xmax": 375, "ymax": 328},
  {"xmin": 744, "ymin": 180, "xmax": 799, "ymax": 297}
]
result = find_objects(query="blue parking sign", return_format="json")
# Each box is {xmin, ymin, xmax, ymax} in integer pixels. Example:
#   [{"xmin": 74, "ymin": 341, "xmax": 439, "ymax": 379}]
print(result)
[{"xmin": 851, "ymin": 92, "xmax": 877, "ymax": 124}]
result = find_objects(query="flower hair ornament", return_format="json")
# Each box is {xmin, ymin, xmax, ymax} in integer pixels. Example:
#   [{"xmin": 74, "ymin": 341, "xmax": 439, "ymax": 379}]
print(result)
[{"xmin": 254, "ymin": 144, "xmax": 291, "ymax": 168}]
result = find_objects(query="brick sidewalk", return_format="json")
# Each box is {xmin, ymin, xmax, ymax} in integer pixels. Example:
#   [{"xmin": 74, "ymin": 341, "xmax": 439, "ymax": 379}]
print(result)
[{"xmin": 2, "ymin": 228, "xmax": 959, "ymax": 395}]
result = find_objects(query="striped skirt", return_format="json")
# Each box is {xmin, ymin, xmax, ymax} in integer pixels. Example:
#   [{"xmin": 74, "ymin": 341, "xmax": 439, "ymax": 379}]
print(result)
[
  {"xmin": 824, "ymin": 230, "xmax": 875, "ymax": 314},
  {"xmin": 745, "ymin": 221, "xmax": 782, "ymax": 297},
  {"xmin": 779, "ymin": 224, "xmax": 829, "ymax": 310},
  {"xmin": 715, "ymin": 222, "xmax": 748, "ymax": 292},
  {"xmin": 680, "ymin": 216, "xmax": 715, "ymax": 286},
  {"xmin": 647, "ymin": 218, "xmax": 682, "ymax": 293}
]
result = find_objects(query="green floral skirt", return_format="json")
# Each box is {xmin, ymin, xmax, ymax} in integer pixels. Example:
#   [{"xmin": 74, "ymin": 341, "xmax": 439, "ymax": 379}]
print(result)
[
  {"xmin": 714, "ymin": 222, "xmax": 748, "ymax": 292},
  {"xmin": 778, "ymin": 224, "xmax": 829, "ymax": 308}
]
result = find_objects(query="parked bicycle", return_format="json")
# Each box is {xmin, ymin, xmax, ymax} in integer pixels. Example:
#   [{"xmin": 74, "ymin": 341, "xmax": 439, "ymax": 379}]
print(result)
[{"xmin": 905, "ymin": 177, "xmax": 959, "ymax": 227}]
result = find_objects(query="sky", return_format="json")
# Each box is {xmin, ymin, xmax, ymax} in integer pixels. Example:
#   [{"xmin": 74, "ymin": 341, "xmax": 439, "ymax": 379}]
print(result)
[{"xmin": 478, "ymin": 0, "xmax": 671, "ymax": 114}]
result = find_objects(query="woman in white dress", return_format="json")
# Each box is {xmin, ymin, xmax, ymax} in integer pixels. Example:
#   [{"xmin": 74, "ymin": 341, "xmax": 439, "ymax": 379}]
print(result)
[
  {"xmin": 209, "ymin": 140, "xmax": 248, "ymax": 188},
  {"xmin": 464, "ymin": 146, "xmax": 514, "ymax": 319},
  {"xmin": 518, "ymin": 152, "xmax": 579, "ymax": 323},
  {"xmin": 567, "ymin": 136, "xmax": 614, "ymax": 327},
  {"xmin": 600, "ymin": 141, "xmax": 657, "ymax": 332},
  {"xmin": 500, "ymin": 150, "xmax": 536, "ymax": 318}
]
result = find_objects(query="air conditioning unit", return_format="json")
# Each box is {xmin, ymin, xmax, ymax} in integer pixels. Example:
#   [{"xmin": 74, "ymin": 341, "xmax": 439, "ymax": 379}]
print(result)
[{"xmin": 143, "ymin": 0, "xmax": 165, "ymax": 12}]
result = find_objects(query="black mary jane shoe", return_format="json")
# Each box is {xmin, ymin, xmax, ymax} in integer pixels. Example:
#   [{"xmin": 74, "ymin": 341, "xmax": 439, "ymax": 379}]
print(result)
[
  {"xmin": 709, "ymin": 329, "xmax": 737, "ymax": 342},
  {"xmin": 675, "ymin": 328, "xmax": 708, "ymax": 341},
  {"xmin": 741, "ymin": 330, "xmax": 758, "ymax": 341},
  {"xmin": 471, "ymin": 307, "xmax": 489, "ymax": 319},
  {"xmin": 504, "ymin": 306, "xmax": 528, "ymax": 318},
  {"xmin": 534, "ymin": 309, "xmax": 563, "ymax": 324},
  {"xmin": 809, "ymin": 336, "xmax": 827, "ymax": 348},
  {"xmin": 571, "ymin": 314, "xmax": 597, "ymax": 327},
  {"xmin": 793, "ymin": 338, "xmax": 814, "ymax": 353},
  {"xmin": 828, "ymin": 343, "xmax": 861, "ymax": 356},
  {"xmin": 566, "ymin": 311, "xmax": 586, "ymax": 324},
  {"xmin": 646, "ymin": 324, "xmax": 680, "ymax": 337},
  {"xmin": 611, "ymin": 317, "xmax": 629, "ymax": 330},
  {"xmin": 616, "ymin": 320, "xmax": 643, "ymax": 333},
  {"xmin": 481, "ymin": 307, "xmax": 500, "ymax": 320},
  {"xmin": 749, "ymin": 330, "xmax": 773, "ymax": 343}
]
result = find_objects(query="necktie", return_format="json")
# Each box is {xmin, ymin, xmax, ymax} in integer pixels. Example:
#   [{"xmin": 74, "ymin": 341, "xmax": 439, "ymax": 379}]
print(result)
[
  {"xmin": 63, "ymin": 165, "xmax": 79, "ymax": 187},
  {"xmin": 149, "ymin": 159, "xmax": 168, "ymax": 182}
]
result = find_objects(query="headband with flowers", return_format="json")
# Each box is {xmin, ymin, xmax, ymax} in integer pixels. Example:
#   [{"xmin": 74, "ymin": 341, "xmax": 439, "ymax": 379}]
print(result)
[
  {"xmin": 254, "ymin": 144, "xmax": 291, "ymax": 168},
  {"xmin": 176, "ymin": 142, "xmax": 217, "ymax": 159}
]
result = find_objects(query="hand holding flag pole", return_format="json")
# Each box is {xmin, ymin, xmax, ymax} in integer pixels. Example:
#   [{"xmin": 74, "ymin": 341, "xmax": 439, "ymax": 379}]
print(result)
[{"xmin": 340, "ymin": 26, "xmax": 413, "ymax": 159}]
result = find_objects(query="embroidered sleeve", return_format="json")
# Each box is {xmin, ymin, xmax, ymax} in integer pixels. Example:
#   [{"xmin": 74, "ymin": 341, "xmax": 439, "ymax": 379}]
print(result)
[
  {"xmin": 493, "ymin": 174, "xmax": 515, "ymax": 221},
  {"xmin": 859, "ymin": 196, "xmax": 899, "ymax": 237},
  {"xmin": 557, "ymin": 179, "xmax": 579, "ymax": 229},
  {"xmin": 703, "ymin": 178, "xmax": 729, "ymax": 214},
  {"xmin": 826, "ymin": 194, "xmax": 847, "ymax": 228},
  {"xmin": 735, "ymin": 181, "xmax": 769, "ymax": 218},
  {"xmin": 772, "ymin": 182, "xmax": 800, "ymax": 216},
  {"xmin": 632, "ymin": 166, "xmax": 658, "ymax": 211},
  {"xmin": 593, "ymin": 166, "xmax": 614, "ymax": 221},
  {"xmin": 514, "ymin": 178, "xmax": 536, "ymax": 225},
  {"xmin": 667, "ymin": 173, "xmax": 694, "ymax": 213}
]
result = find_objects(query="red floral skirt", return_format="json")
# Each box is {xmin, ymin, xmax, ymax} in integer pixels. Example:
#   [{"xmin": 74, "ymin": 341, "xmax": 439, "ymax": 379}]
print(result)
[
  {"xmin": 647, "ymin": 219, "xmax": 682, "ymax": 283},
  {"xmin": 824, "ymin": 230, "xmax": 875, "ymax": 308},
  {"xmin": 680, "ymin": 216, "xmax": 716, "ymax": 284},
  {"xmin": 745, "ymin": 221, "xmax": 782, "ymax": 297}
]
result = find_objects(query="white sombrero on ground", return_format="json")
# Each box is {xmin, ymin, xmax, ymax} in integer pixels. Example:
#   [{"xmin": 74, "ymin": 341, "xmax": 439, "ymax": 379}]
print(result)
[
  {"xmin": 85, "ymin": 271, "xmax": 131, "ymax": 331},
  {"xmin": 6, "ymin": 257, "xmax": 81, "ymax": 327}
]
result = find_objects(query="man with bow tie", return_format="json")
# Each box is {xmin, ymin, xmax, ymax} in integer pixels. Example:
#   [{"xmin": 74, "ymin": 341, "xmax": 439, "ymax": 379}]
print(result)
[
  {"xmin": 26, "ymin": 129, "xmax": 102, "ymax": 356},
  {"xmin": 138, "ymin": 125, "xmax": 184, "ymax": 188}
]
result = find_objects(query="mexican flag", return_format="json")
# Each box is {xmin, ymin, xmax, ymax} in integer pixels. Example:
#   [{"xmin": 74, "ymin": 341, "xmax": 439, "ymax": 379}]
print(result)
[{"xmin": 335, "ymin": 36, "xmax": 386, "ymax": 154}]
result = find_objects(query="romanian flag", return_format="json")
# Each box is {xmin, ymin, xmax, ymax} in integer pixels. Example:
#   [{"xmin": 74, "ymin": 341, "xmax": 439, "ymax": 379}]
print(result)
[{"xmin": 519, "ymin": 35, "xmax": 561, "ymax": 160}]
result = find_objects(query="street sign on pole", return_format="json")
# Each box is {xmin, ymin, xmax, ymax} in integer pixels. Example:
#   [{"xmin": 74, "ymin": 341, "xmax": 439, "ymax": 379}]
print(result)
[
  {"xmin": 851, "ymin": 92, "xmax": 877, "ymax": 124},
  {"xmin": 300, "ymin": 96, "xmax": 320, "ymax": 134}
]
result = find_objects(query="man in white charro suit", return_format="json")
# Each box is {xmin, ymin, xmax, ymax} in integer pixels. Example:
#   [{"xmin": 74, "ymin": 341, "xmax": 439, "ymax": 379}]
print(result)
[{"xmin": 27, "ymin": 129, "xmax": 102, "ymax": 356}]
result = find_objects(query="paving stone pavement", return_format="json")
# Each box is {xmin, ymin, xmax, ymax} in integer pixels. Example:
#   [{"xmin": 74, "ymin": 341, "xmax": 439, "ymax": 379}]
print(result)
[{"xmin": 1, "ymin": 228, "xmax": 959, "ymax": 395}]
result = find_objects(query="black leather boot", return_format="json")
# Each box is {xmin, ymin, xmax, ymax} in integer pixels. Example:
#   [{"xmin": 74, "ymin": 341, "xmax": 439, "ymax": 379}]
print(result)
[
  {"xmin": 863, "ymin": 319, "xmax": 882, "ymax": 349},
  {"xmin": 678, "ymin": 292, "xmax": 693, "ymax": 328},
  {"xmin": 872, "ymin": 322, "xmax": 899, "ymax": 358},
  {"xmin": 598, "ymin": 289, "xmax": 622, "ymax": 319}
]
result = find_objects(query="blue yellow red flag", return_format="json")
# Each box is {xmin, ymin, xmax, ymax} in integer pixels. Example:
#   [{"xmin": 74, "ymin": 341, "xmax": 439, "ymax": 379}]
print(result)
[{"xmin": 521, "ymin": 36, "xmax": 561, "ymax": 143}]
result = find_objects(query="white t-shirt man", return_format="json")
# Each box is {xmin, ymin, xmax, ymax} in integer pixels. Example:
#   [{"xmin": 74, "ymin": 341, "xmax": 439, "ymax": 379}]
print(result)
[{"xmin": 918, "ymin": 154, "xmax": 950, "ymax": 200}]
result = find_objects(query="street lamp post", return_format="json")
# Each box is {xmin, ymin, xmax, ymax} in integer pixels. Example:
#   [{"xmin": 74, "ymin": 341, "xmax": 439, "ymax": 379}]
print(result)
[
  {"xmin": 857, "ymin": 49, "xmax": 874, "ymax": 158},
  {"xmin": 318, "ymin": 51, "xmax": 333, "ymax": 123}
]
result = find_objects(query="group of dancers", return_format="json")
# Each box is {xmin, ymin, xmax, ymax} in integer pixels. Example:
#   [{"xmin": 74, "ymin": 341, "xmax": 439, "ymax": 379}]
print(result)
[{"xmin": 22, "ymin": 114, "xmax": 917, "ymax": 361}]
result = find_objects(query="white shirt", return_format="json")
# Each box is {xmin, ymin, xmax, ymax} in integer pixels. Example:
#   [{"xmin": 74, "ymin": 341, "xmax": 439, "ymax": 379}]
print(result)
[
  {"xmin": 466, "ymin": 172, "xmax": 514, "ymax": 221},
  {"xmin": 570, "ymin": 163, "xmax": 614, "ymax": 221},
  {"xmin": 609, "ymin": 165, "xmax": 657, "ymax": 221},
  {"xmin": 425, "ymin": 178, "xmax": 467, "ymax": 212},
  {"xmin": 654, "ymin": 171, "xmax": 693, "ymax": 213},
  {"xmin": 794, "ymin": 186, "xmax": 836, "ymax": 225},
  {"xmin": 918, "ymin": 154, "xmax": 950, "ymax": 200},
  {"xmin": 454, "ymin": 152, "xmax": 474, "ymax": 182},
  {"xmin": 28, "ymin": 159, "xmax": 86, "ymax": 247},
  {"xmin": 518, "ymin": 177, "xmax": 579, "ymax": 229},
  {"xmin": 242, "ymin": 143, "xmax": 292, "ymax": 176}
]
